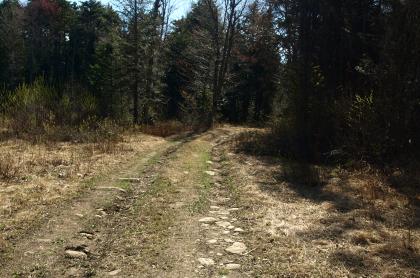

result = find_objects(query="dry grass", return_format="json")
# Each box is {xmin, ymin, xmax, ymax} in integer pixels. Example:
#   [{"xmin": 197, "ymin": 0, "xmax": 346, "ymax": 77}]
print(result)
[
  {"xmin": 139, "ymin": 121, "xmax": 192, "ymax": 137},
  {"xmin": 228, "ymin": 129, "xmax": 420, "ymax": 277},
  {"xmin": 0, "ymin": 130, "xmax": 167, "ymax": 244},
  {"xmin": 92, "ymin": 129, "xmax": 213, "ymax": 277},
  {"xmin": 0, "ymin": 153, "xmax": 21, "ymax": 181}
]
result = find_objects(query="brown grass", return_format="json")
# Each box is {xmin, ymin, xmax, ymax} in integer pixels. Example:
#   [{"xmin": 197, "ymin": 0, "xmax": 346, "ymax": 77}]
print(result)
[
  {"xmin": 228, "ymin": 129, "xmax": 420, "ymax": 277},
  {"xmin": 0, "ymin": 130, "xmax": 167, "ymax": 245},
  {"xmin": 139, "ymin": 121, "xmax": 192, "ymax": 137},
  {"xmin": 0, "ymin": 153, "xmax": 20, "ymax": 181}
]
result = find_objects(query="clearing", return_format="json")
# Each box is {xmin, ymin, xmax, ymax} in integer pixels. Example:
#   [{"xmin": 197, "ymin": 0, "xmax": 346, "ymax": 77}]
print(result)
[{"xmin": 0, "ymin": 126, "xmax": 419, "ymax": 277}]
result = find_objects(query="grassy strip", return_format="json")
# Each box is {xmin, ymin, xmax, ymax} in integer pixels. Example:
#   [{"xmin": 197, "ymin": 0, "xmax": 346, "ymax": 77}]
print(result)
[{"xmin": 188, "ymin": 142, "xmax": 212, "ymax": 214}]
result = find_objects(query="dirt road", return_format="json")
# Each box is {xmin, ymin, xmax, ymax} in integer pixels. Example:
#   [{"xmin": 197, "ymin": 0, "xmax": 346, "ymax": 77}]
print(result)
[
  {"xmin": 1, "ymin": 126, "xmax": 419, "ymax": 277},
  {"xmin": 0, "ymin": 127, "xmax": 253, "ymax": 277}
]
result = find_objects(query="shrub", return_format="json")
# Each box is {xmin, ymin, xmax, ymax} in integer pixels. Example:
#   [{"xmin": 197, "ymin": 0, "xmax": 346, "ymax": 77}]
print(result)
[
  {"xmin": 344, "ymin": 92, "xmax": 389, "ymax": 160},
  {"xmin": 81, "ymin": 118, "xmax": 123, "ymax": 152},
  {"xmin": 139, "ymin": 121, "xmax": 192, "ymax": 137},
  {"xmin": 7, "ymin": 78, "xmax": 55, "ymax": 135},
  {"xmin": 0, "ymin": 153, "xmax": 20, "ymax": 180},
  {"xmin": 3, "ymin": 79, "xmax": 124, "ymax": 150}
]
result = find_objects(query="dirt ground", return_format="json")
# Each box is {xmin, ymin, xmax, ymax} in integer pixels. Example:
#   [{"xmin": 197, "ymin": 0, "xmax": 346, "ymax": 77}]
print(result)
[{"xmin": 0, "ymin": 126, "xmax": 418, "ymax": 277}]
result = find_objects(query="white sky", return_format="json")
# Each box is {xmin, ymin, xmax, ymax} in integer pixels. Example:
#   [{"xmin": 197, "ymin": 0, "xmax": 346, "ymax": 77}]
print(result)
[{"xmin": 90, "ymin": 0, "xmax": 196, "ymax": 20}]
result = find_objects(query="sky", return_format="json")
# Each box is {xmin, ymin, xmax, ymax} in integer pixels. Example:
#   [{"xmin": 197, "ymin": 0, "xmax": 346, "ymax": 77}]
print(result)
[
  {"xmin": 94, "ymin": 0, "xmax": 196, "ymax": 21},
  {"xmin": 17, "ymin": 0, "xmax": 196, "ymax": 21},
  {"xmin": 170, "ymin": 0, "xmax": 195, "ymax": 20}
]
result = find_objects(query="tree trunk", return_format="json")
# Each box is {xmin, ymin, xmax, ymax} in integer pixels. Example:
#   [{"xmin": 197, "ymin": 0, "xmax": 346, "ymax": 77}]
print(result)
[{"xmin": 133, "ymin": 0, "xmax": 139, "ymax": 125}]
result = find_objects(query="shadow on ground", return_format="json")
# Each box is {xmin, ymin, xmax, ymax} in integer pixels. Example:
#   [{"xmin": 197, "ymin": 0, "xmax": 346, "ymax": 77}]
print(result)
[{"xmin": 232, "ymin": 129, "xmax": 420, "ymax": 276}]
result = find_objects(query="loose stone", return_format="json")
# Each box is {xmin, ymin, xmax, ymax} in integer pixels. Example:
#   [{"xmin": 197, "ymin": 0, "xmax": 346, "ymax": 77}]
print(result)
[
  {"xmin": 199, "ymin": 217, "xmax": 217, "ymax": 223},
  {"xmin": 225, "ymin": 263, "xmax": 241, "ymax": 270},
  {"xmin": 198, "ymin": 258, "xmax": 215, "ymax": 266},
  {"xmin": 65, "ymin": 250, "xmax": 87, "ymax": 259},
  {"xmin": 216, "ymin": 221, "xmax": 231, "ymax": 228},
  {"xmin": 225, "ymin": 242, "xmax": 247, "ymax": 255},
  {"xmin": 108, "ymin": 269, "xmax": 121, "ymax": 276}
]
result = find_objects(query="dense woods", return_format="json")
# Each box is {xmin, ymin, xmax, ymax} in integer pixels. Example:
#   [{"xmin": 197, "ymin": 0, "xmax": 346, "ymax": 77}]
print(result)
[{"xmin": 0, "ymin": 0, "xmax": 419, "ymax": 163}]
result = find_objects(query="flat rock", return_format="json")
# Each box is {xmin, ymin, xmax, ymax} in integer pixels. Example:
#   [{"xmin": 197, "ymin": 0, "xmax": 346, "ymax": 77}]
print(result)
[
  {"xmin": 108, "ymin": 269, "xmax": 121, "ymax": 276},
  {"xmin": 233, "ymin": 228, "xmax": 245, "ymax": 233},
  {"xmin": 80, "ymin": 232, "xmax": 94, "ymax": 239},
  {"xmin": 228, "ymin": 208, "xmax": 240, "ymax": 212},
  {"xmin": 205, "ymin": 171, "xmax": 216, "ymax": 176},
  {"xmin": 198, "ymin": 257, "xmax": 215, "ymax": 266},
  {"xmin": 225, "ymin": 242, "xmax": 247, "ymax": 255},
  {"xmin": 65, "ymin": 250, "xmax": 87, "ymax": 259},
  {"xmin": 225, "ymin": 263, "xmax": 241, "ymax": 270},
  {"xmin": 170, "ymin": 201, "xmax": 185, "ymax": 209},
  {"xmin": 36, "ymin": 238, "xmax": 52, "ymax": 243},
  {"xmin": 199, "ymin": 217, "xmax": 218, "ymax": 223},
  {"xmin": 207, "ymin": 239, "xmax": 218, "ymax": 244},
  {"xmin": 65, "ymin": 267, "xmax": 82, "ymax": 277},
  {"xmin": 216, "ymin": 221, "xmax": 231, "ymax": 228},
  {"xmin": 210, "ymin": 205, "xmax": 220, "ymax": 210}
]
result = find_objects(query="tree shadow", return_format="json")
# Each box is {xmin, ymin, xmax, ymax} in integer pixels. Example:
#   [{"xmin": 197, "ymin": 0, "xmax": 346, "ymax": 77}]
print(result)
[
  {"xmin": 253, "ymin": 157, "xmax": 362, "ymax": 213},
  {"xmin": 232, "ymin": 130, "xmax": 420, "ymax": 274},
  {"xmin": 329, "ymin": 249, "xmax": 379, "ymax": 274},
  {"xmin": 386, "ymin": 167, "xmax": 420, "ymax": 210},
  {"xmin": 0, "ymin": 129, "xmax": 15, "ymax": 142},
  {"xmin": 254, "ymin": 157, "xmax": 419, "ymax": 273}
]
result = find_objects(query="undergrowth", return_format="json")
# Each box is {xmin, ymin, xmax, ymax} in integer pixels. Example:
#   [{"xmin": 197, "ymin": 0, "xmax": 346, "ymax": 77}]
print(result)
[{"xmin": 139, "ymin": 121, "xmax": 192, "ymax": 137}]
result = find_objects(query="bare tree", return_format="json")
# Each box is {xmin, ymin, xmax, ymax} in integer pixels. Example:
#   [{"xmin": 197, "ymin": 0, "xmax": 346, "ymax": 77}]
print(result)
[
  {"xmin": 205, "ymin": 0, "xmax": 247, "ymax": 125},
  {"xmin": 118, "ymin": 0, "xmax": 146, "ymax": 124}
]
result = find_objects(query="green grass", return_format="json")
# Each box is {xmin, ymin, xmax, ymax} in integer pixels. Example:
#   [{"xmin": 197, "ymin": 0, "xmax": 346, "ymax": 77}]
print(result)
[
  {"xmin": 116, "ymin": 180, "xmax": 131, "ymax": 191},
  {"xmin": 218, "ymin": 268, "xmax": 229, "ymax": 275},
  {"xmin": 189, "ymin": 144, "xmax": 212, "ymax": 213}
]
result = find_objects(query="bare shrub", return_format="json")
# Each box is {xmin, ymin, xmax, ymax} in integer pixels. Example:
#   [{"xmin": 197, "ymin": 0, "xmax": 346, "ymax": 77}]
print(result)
[
  {"xmin": 76, "ymin": 118, "xmax": 123, "ymax": 153},
  {"xmin": 281, "ymin": 162, "xmax": 325, "ymax": 187},
  {"xmin": 140, "ymin": 121, "xmax": 192, "ymax": 137},
  {"xmin": 0, "ymin": 153, "xmax": 20, "ymax": 180},
  {"xmin": 234, "ymin": 130, "xmax": 278, "ymax": 156}
]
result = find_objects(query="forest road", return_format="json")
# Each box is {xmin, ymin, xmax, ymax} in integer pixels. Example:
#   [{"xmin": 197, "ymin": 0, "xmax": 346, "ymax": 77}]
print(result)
[{"xmin": 0, "ymin": 126, "xmax": 252, "ymax": 278}]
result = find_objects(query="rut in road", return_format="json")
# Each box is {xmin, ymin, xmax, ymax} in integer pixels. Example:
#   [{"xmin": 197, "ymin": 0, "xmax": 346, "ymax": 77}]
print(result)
[{"xmin": 0, "ymin": 134, "xmax": 183, "ymax": 277}]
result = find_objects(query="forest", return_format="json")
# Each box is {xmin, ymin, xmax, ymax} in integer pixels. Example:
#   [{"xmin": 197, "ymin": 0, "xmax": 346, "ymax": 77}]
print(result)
[
  {"xmin": 1, "ymin": 0, "xmax": 418, "ymax": 162},
  {"xmin": 0, "ymin": 0, "xmax": 419, "ymax": 277}
]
